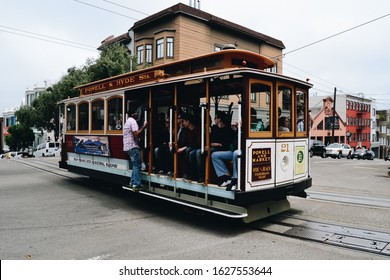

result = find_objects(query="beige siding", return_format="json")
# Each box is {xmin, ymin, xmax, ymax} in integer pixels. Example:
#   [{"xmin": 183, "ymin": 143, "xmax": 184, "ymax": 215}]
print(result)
[
  {"xmin": 210, "ymin": 29, "xmax": 259, "ymax": 53},
  {"xmin": 175, "ymin": 17, "xmax": 213, "ymax": 59},
  {"xmin": 133, "ymin": 14, "xmax": 284, "ymax": 71},
  {"xmin": 260, "ymin": 44, "xmax": 283, "ymax": 74}
]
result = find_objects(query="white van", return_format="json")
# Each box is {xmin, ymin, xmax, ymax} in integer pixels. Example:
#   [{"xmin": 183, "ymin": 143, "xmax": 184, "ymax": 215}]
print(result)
[{"xmin": 34, "ymin": 142, "xmax": 60, "ymax": 157}]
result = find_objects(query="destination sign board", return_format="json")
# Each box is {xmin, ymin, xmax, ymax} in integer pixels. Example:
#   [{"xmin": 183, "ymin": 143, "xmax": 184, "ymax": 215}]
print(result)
[{"xmin": 78, "ymin": 70, "xmax": 165, "ymax": 95}]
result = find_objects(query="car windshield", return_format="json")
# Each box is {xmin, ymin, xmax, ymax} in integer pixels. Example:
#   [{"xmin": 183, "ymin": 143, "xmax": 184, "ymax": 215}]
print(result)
[{"xmin": 328, "ymin": 144, "xmax": 341, "ymax": 148}]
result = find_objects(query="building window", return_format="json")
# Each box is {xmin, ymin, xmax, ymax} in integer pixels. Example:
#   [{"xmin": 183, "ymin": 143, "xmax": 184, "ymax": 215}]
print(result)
[
  {"xmin": 166, "ymin": 37, "xmax": 174, "ymax": 58},
  {"xmin": 325, "ymin": 116, "xmax": 339, "ymax": 130},
  {"xmin": 136, "ymin": 45, "xmax": 144, "ymax": 65},
  {"xmin": 317, "ymin": 120, "xmax": 323, "ymax": 130},
  {"xmin": 146, "ymin": 44, "xmax": 153, "ymax": 64},
  {"xmin": 156, "ymin": 38, "xmax": 164, "ymax": 59},
  {"xmin": 250, "ymin": 92, "xmax": 256, "ymax": 102}
]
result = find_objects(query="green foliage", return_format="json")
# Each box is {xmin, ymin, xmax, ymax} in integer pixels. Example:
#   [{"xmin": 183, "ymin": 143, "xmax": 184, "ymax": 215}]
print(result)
[
  {"xmin": 15, "ymin": 106, "xmax": 38, "ymax": 128},
  {"xmin": 5, "ymin": 124, "xmax": 35, "ymax": 151},
  {"xmin": 15, "ymin": 42, "xmax": 133, "ymax": 133},
  {"xmin": 87, "ymin": 43, "xmax": 132, "ymax": 81},
  {"xmin": 31, "ymin": 92, "xmax": 58, "ymax": 129}
]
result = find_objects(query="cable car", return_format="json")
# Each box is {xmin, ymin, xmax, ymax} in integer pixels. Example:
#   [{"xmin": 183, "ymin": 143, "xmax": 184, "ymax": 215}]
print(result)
[{"xmin": 58, "ymin": 49, "xmax": 312, "ymax": 223}]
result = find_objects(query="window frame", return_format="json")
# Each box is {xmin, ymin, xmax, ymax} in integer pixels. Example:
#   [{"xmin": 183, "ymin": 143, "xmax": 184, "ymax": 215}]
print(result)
[
  {"xmin": 136, "ymin": 45, "xmax": 144, "ymax": 65},
  {"xmin": 106, "ymin": 96, "xmax": 123, "ymax": 135},
  {"xmin": 91, "ymin": 98, "xmax": 105, "ymax": 133},
  {"xmin": 166, "ymin": 37, "xmax": 174, "ymax": 58},
  {"xmin": 248, "ymin": 79, "xmax": 273, "ymax": 139},
  {"xmin": 276, "ymin": 82, "xmax": 294, "ymax": 138},
  {"xmin": 145, "ymin": 44, "xmax": 153, "ymax": 64},
  {"xmin": 156, "ymin": 38, "xmax": 164, "ymax": 59},
  {"xmin": 77, "ymin": 101, "xmax": 90, "ymax": 133},
  {"xmin": 65, "ymin": 103, "xmax": 76, "ymax": 133},
  {"xmin": 295, "ymin": 88, "xmax": 308, "ymax": 137}
]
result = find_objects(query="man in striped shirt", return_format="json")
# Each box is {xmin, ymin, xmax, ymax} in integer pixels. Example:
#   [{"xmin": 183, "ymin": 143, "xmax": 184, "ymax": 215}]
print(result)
[{"xmin": 123, "ymin": 108, "xmax": 148, "ymax": 190}]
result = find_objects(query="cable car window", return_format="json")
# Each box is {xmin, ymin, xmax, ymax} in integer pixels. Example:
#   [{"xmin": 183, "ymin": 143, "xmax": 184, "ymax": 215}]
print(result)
[
  {"xmin": 277, "ymin": 85, "xmax": 292, "ymax": 134},
  {"xmin": 108, "ymin": 97, "xmax": 123, "ymax": 131},
  {"xmin": 78, "ymin": 102, "xmax": 89, "ymax": 131},
  {"xmin": 296, "ymin": 89, "xmax": 307, "ymax": 135},
  {"xmin": 249, "ymin": 82, "xmax": 271, "ymax": 133},
  {"xmin": 92, "ymin": 100, "xmax": 104, "ymax": 131},
  {"xmin": 66, "ymin": 104, "xmax": 76, "ymax": 131}
]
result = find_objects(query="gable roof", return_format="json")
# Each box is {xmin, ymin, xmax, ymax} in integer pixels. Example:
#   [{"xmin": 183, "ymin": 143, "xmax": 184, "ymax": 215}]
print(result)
[
  {"xmin": 97, "ymin": 32, "xmax": 131, "ymax": 50},
  {"xmin": 131, "ymin": 3, "xmax": 285, "ymax": 49}
]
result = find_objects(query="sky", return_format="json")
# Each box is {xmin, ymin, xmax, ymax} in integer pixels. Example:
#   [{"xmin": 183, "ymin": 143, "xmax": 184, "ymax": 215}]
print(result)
[{"xmin": 1, "ymin": 0, "xmax": 390, "ymax": 115}]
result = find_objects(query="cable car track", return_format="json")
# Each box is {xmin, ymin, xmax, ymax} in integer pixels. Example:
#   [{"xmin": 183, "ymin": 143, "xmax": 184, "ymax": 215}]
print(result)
[
  {"xmin": 307, "ymin": 190, "xmax": 390, "ymax": 209},
  {"xmin": 14, "ymin": 158, "xmax": 89, "ymax": 183},
  {"xmin": 251, "ymin": 213, "xmax": 390, "ymax": 257}
]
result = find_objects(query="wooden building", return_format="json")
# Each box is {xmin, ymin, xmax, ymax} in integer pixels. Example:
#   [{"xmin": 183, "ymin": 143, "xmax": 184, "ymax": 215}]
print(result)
[{"xmin": 98, "ymin": 3, "xmax": 285, "ymax": 74}]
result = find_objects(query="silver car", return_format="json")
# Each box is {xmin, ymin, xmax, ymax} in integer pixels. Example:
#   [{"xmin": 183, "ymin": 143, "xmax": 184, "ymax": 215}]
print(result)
[{"xmin": 325, "ymin": 143, "xmax": 352, "ymax": 159}]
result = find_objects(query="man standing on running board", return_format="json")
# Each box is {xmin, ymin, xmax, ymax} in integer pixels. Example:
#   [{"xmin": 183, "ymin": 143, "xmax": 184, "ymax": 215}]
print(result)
[{"xmin": 123, "ymin": 108, "xmax": 148, "ymax": 190}]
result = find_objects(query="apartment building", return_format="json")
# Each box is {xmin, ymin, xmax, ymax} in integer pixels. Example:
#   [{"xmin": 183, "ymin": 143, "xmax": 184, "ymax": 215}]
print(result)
[
  {"xmin": 99, "ymin": 3, "xmax": 285, "ymax": 74},
  {"xmin": 377, "ymin": 109, "xmax": 390, "ymax": 158},
  {"xmin": 310, "ymin": 94, "xmax": 377, "ymax": 153}
]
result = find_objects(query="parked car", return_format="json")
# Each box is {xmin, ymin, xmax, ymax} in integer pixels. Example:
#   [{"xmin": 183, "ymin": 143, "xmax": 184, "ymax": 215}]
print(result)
[
  {"xmin": 352, "ymin": 148, "xmax": 375, "ymax": 160},
  {"xmin": 309, "ymin": 140, "xmax": 326, "ymax": 158},
  {"xmin": 33, "ymin": 142, "xmax": 60, "ymax": 157},
  {"xmin": 325, "ymin": 143, "xmax": 352, "ymax": 159}
]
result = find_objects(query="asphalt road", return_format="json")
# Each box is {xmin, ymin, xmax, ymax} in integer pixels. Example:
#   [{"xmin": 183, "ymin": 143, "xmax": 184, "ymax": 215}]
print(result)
[{"xmin": 0, "ymin": 156, "xmax": 389, "ymax": 260}]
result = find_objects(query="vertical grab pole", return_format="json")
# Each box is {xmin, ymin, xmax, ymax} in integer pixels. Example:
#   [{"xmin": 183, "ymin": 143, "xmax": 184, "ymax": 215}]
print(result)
[
  {"xmin": 144, "ymin": 110, "xmax": 147, "ymax": 148},
  {"xmin": 237, "ymin": 102, "xmax": 242, "ymax": 191},
  {"xmin": 169, "ymin": 107, "xmax": 173, "ymax": 150},
  {"xmin": 201, "ymin": 105, "xmax": 205, "ymax": 154}
]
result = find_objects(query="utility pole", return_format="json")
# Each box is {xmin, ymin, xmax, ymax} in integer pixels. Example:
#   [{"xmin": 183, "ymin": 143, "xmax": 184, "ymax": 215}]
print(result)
[{"xmin": 331, "ymin": 87, "xmax": 337, "ymax": 143}]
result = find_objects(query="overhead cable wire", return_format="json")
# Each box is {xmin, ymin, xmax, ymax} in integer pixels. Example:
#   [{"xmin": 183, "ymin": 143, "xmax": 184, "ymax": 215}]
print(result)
[
  {"xmin": 5, "ymin": 0, "xmax": 388, "ymax": 102},
  {"xmin": 0, "ymin": 29, "xmax": 97, "ymax": 52},
  {"xmin": 73, "ymin": 0, "xmax": 390, "ymax": 62},
  {"xmin": 101, "ymin": 0, "xmax": 149, "ymax": 16},
  {"xmin": 283, "ymin": 13, "xmax": 390, "ymax": 56},
  {"xmin": 73, "ymin": 0, "xmax": 140, "ymax": 20},
  {"xmin": 75, "ymin": 0, "xmax": 390, "ymax": 104},
  {"xmin": 0, "ymin": 24, "xmax": 96, "ymax": 49}
]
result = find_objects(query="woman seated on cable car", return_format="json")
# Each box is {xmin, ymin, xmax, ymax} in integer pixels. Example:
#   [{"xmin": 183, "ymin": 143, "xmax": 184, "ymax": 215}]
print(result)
[{"xmin": 278, "ymin": 116, "xmax": 290, "ymax": 132}]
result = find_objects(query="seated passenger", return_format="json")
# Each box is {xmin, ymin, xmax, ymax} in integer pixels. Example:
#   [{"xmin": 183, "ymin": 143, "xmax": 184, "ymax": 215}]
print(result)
[
  {"xmin": 297, "ymin": 109, "xmax": 305, "ymax": 131},
  {"xmin": 278, "ymin": 116, "xmax": 290, "ymax": 132},
  {"xmin": 154, "ymin": 114, "xmax": 171, "ymax": 174},
  {"xmin": 170, "ymin": 112, "xmax": 188, "ymax": 177},
  {"xmin": 250, "ymin": 108, "xmax": 265, "ymax": 131},
  {"xmin": 177, "ymin": 113, "xmax": 200, "ymax": 181},
  {"xmin": 195, "ymin": 110, "xmax": 233, "ymax": 183},
  {"xmin": 211, "ymin": 149, "xmax": 241, "ymax": 191}
]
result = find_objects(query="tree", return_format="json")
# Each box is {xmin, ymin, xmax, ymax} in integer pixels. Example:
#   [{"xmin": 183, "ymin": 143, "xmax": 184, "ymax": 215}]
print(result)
[
  {"xmin": 87, "ymin": 43, "xmax": 132, "ymax": 81},
  {"xmin": 15, "ymin": 106, "xmax": 38, "ymax": 128},
  {"xmin": 15, "ymin": 42, "xmax": 133, "ymax": 134},
  {"xmin": 5, "ymin": 124, "xmax": 35, "ymax": 151}
]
